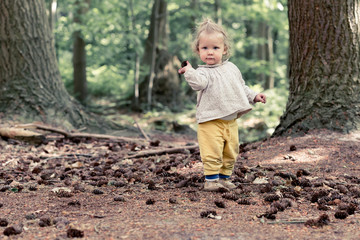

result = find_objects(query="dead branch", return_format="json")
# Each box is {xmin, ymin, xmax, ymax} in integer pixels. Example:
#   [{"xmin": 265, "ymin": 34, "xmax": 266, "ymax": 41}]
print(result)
[
  {"xmin": 126, "ymin": 144, "xmax": 198, "ymax": 158},
  {"xmin": 0, "ymin": 127, "xmax": 45, "ymax": 144},
  {"xmin": 14, "ymin": 123, "xmax": 146, "ymax": 144},
  {"xmin": 133, "ymin": 119, "xmax": 151, "ymax": 141}
]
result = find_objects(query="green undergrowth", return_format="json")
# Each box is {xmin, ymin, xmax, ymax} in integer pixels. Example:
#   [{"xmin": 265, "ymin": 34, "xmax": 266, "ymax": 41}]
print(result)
[{"xmin": 102, "ymin": 86, "xmax": 288, "ymax": 143}]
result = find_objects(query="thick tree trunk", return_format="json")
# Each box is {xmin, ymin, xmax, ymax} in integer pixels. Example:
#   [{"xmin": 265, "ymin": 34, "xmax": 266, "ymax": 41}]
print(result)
[
  {"xmin": 0, "ymin": 0, "xmax": 111, "ymax": 132},
  {"xmin": 273, "ymin": 0, "xmax": 360, "ymax": 136}
]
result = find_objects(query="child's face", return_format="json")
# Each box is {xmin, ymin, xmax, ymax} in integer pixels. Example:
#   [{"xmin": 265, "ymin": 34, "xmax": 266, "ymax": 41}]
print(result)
[{"xmin": 197, "ymin": 31, "xmax": 227, "ymax": 65}]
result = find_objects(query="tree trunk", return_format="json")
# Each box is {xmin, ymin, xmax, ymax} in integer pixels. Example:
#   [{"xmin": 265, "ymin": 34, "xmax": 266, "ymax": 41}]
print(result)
[
  {"xmin": 257, "ymin": 22, "xmax": 267, "ymax": 85},
  {"xmin": 147, "ymin": 0, "xmax": 160, "ymax": 110},
  {"xmin": 214, "ymin": 0, "xmax": 222, "ymax": 25},
  {"xmin": 134, "ymin": 53, "xmax": 140, "ymax": 110},
  {"xmin": 264, "ymin": 25, "xmax": 274, "ymax": 89},
  {"xmin": 0, "ymin": 0, "xmax": 113, "ymax": 132},
  {"xmin": 48, "ymin": 0, "xmax": 57, "ymax": 32},
  {"xmin": 128, "ymin": 0, "xmax": 140, "ymax": 110},
  {"xmin": 143, "ymin": 0, "xmax": 168, "ymax": 65},
  {"xmin": 273, "ymin": 0, "xmax": 360, "ymax": 136},
  {"xmin": 257, "ymin": 22, "xmax": 274, "ymax": 90},
  {"xmin": 140, "ymin": 0, "xmax": 182, "ymax": 111},
  {"xmin": 73, "ymin": 0, "xmax": 90, "ymax": 104}
]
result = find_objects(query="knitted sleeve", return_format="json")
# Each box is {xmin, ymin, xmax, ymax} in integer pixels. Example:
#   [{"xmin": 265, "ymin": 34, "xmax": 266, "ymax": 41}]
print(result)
[{"xmin": 184, "ymin": 68, "xmax": 209, "ymax": 91}]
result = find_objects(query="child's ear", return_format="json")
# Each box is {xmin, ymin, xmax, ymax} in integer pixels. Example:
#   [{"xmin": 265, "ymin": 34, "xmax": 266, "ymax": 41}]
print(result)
[{"xmin": 223, "ymin": 46, "xmax": 228, "ymax": 55}]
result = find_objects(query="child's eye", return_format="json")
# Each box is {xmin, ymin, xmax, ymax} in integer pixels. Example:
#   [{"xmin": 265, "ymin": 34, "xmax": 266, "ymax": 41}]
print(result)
[
  {"xmin": 202, "ymin": 47, "xmax": 208, "ymax": 50},
  {"xmin": 214, "ymin": 47, "xmax": 219, "ymax": 50}
]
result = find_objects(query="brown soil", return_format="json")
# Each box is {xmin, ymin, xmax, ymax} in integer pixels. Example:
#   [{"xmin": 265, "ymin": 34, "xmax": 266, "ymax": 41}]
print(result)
[{"xmin": 1, "ymin": 129, "xmax": 360, "ymax": 240}]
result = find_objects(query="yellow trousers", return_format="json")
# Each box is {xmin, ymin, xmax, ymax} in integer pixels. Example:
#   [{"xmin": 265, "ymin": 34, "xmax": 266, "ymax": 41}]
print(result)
[{"xmin": 197, "ymin": 119, "xmax": 239, "ymax": 176}]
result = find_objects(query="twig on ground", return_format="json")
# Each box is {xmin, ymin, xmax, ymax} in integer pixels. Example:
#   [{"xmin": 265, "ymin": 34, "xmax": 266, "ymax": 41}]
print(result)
[
  {"xmin": 133, "ymin": 119, "xmax": 151, "ymax": 142},
  {"xmin": 266, "ymin": 219, "xmax": 308, "ymax": 224},
  {"xmin": 40, "ymin": 154, "xmax": 94, "ymax": 161},
  {"xmin": 126, "ymin": 144, "xmax": 198, "ymax": 158}
]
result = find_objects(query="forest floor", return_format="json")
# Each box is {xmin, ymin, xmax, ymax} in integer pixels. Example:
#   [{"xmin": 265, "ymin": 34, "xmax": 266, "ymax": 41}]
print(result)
[{"xmin": 0, "ymin": 126, "xmax": 360, "ymax": 240}]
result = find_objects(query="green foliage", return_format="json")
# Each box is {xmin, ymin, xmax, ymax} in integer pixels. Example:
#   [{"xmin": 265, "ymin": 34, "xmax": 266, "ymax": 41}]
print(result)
[
  {"xmin": 52, "ymin": 0, "xmax": 289, "ymax": 141},
  {"xmin": 55, "ymin": 0, "xmax": 150, "ymax": 99}
]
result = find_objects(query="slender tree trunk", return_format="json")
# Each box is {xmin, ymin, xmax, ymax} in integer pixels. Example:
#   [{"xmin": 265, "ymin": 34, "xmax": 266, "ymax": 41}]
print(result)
[
  {"xmin": 147, "ymin": 0, "xmax": 160, "ymax": 110},
  {"xmin": 265, "ymin": 25, "xmax": 274, "ymax": 89},
  {"xmin": 128, "ymin": 0, "xmax": 140, "ymax": 110},
  {"xmin": 48, "ymin": 0, "xmax": 57, "ymax": 31},
  {"xmin": 257, "ymin": 22, "xmax": 267, "ymax": 85},
  {"xmin": 257, "ymin": 22, "xmax": 274, "ymax": 90},
  {"xmin": 273, "ymin": 0, "xmax": 360, "ymax": 136},
  {"xmin": 48, "ymin": 0, "xmax": 58, "ymax": 60},
  {"xmin": 0, "ymin": 0, "xmax": 112, "ymax": 132},
  {"xmin": 189, "ymin": 0, "xmax": 199, "ymax": 66},
  {"xmin": 73, "ymin": 0, "xmax": 90, "ymax": 104},
  {"xmin": 73, "ymin": 31, "xmax": 87, "ymax": 103},
  {"xmin": 214, "ymin": 0, "xmax": 222, "ymax": 25},
  {"xmin": 134, "ymin": 53, "xmax": 140, "ymax": 108}
]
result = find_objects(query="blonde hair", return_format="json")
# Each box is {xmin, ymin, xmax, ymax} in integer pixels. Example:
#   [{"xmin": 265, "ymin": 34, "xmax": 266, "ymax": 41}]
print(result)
[{"xmin": 192, "ymin": 18, "xmax": 231, "ymax": 59}]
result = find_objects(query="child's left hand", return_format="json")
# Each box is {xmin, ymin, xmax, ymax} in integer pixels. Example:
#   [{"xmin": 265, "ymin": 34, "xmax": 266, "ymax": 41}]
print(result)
[
  {"xmin": 254, "ymin": 93, "xmax": 266, "ymax": 104},
  {"xmin": 178, "ymin": 61, "xmax": 192, "ymax": 74}
]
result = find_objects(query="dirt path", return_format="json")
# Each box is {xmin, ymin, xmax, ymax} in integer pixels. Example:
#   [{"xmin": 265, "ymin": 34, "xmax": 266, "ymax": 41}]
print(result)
[{"xmin": 0, "ymin": 129, "xmax": 360, "ymax": 239}]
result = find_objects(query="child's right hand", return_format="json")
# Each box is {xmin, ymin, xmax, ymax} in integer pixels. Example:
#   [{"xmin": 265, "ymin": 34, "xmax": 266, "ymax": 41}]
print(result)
[{"xmin": 178, "ymin": 61, "xmax": 192, "ymax": 74}]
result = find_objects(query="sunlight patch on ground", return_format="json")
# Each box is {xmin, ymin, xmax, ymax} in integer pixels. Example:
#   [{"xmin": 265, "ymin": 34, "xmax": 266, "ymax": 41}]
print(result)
[
  {"xmin": 256, "ymin": 147, "xmax": 331, "ymax": 166},
  {"xmin": 177, "ymin": 161, "xmax": 203, "ymax": 175}
]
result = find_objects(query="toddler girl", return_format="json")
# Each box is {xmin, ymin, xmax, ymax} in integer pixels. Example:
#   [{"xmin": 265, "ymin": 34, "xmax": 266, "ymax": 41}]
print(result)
[{"xmin": 179, "ymin": 18, "xmax": 266, "ymax": 191}]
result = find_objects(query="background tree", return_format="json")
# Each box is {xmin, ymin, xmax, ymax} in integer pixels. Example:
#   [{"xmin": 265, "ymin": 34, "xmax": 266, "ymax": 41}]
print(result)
[
  {"xmin": 257, "ymin": 21, "xmax": 274, "ymax": 89},
  {"xmin": 140, "ymin": 0, "xmax": 182, "ymax": 111},
  {"xmin": 128, "ymin": 0, "xmax": 141, "ymax": 110},
  {"xmin": 48, "ymin": 0, "xmax": 58, "ymax": 32},
  {"xmin": 273, "ymin": 0, "xmax": 360, "ymax": 136},
  {"xmin": 0, "ymin": 0, "xmax": 109, "ymax": 132},
  {"xmin": 73, "ymin": 0, "xmax": 90, "ymax": 103}
]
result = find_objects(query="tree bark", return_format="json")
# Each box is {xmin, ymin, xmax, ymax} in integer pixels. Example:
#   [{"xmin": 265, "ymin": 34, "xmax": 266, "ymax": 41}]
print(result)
[
  {"xmin": 273, "ymin": 0, "xmax": 360, "ymax": 136},
  {"xmin": 0, "ymin": 0, "xmax": 113, "ymax": 132}
]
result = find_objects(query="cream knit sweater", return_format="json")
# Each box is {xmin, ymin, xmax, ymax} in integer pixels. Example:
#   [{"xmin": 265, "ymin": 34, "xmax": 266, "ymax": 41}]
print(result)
[{"xmin": 184, "ymin": 60, "xmax": 258, "ymax": 123}]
